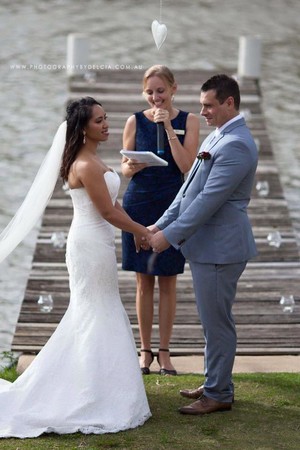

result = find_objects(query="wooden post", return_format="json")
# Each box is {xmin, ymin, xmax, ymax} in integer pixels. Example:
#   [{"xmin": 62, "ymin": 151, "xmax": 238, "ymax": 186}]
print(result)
[
  {"xmin": 238, "ymin": 36, "xmax": 262, "ymax": 79},
  {"xmin": 66, "ymin": 33, "xmax": 89, "ymax": 77}
]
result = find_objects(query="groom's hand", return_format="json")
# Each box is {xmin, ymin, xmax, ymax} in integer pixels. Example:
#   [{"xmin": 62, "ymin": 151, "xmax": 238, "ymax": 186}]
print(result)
[
  {"xmin": 147, "ymin": 224, "xmax": 160, "ymax": 234},
  {"xmin": 149, "ymin": 230, "xmax": 170, "ymax": 253}
]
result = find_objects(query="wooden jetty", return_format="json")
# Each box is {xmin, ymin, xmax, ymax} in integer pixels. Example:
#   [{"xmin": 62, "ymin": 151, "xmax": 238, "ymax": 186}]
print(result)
[{"xmin": 11, "ymin": 69, "xmax": 300, "ymax": 356}]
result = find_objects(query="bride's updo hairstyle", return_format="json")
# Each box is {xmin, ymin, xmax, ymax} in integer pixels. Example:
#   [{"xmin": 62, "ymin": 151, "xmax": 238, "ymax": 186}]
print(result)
[{"xmin": 60, "ymin": 96, "xmax": 102, "ymax": 181}]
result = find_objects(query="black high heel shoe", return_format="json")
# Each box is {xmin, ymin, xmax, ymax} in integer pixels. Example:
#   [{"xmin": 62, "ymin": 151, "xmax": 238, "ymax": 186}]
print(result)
[
  {"xmin": 140, "ymin": 349, "xmax": 154, "ymax": 375},
  {"xmin": 157, "ymin": 348, "xmax": 177, "ymax": 376}
]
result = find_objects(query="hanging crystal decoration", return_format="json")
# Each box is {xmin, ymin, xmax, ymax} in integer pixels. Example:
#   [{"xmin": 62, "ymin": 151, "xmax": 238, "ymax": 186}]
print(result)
[
  {"xmin": 279, "ymin": 295, "xmax": 295, "ymax": 314},
  {"xmin": 151, "ymin": 0, "xmax": 167, "ymax": 50},
  {"xmin": 37, "ymin": 294, "xmax": 54, "ymax": 313},
  {"xmin": 267, "ymin": 230, "xmax": 282, "ymax": 248},
  {"xmin": 256, "ymin": 180, "xmax": 269, "ymax": 197},
  {"xmin": 51, "ymin": 231, "xmax": 66, "ymax": 248},
  {"xmin": 62, "ymin": 182, "xmax": 70, "ymax": 196}
]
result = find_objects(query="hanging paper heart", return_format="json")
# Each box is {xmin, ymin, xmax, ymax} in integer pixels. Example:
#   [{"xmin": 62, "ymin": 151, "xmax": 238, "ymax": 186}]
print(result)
[{"xmin": 151, "ymin": 19, "xmax": 167, "ymax": 50}]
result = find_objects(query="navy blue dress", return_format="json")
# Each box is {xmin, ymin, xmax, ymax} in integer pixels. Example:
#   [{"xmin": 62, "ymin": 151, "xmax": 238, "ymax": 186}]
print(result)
[{"xmin": 122, "ymin": 110, "xmax": 188, "ymax": 275}]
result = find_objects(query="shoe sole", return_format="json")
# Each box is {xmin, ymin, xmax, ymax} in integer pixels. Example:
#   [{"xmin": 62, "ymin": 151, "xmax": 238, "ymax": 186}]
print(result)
[{"xmin": 179, "ymin": 405, "xmax": 232, "ymax": 415}]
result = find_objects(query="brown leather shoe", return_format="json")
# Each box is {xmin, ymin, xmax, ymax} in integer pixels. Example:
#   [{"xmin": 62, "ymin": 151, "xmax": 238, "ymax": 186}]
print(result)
[
  {"xmin": 180, "ymin": 386, "xmax": 234, "ymax": 403},
  {"xmin": 180, "ymin": 385, "xmax": 204, "ymax": 399},
  {"xmin": 179, "ymin": 395, "xmax": 232, "ymax": 415}
]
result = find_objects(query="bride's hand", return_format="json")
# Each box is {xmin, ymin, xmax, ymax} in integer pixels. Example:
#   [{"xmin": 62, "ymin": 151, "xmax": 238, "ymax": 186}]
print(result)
[{"xmin": 134, "ymin": 231, "xmax": 151, "ymax": 252}]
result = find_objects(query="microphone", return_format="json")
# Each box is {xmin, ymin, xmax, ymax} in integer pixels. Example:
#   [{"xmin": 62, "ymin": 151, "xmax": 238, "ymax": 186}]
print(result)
[{"xmin": 157, "ymin": 122, "xmax": 165, "ymax": 156}]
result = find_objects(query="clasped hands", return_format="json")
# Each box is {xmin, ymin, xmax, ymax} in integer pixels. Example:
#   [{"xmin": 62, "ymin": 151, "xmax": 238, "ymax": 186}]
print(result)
[{"xmin": 134, "ymin": 225, "xmax": 171, "ymax": 254}]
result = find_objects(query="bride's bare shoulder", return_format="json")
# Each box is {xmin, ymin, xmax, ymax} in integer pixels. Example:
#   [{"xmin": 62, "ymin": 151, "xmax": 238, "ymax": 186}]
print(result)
[
  {"xmin": 75, "ymin": 154, "xmax": 106, "ymax": 174},
  {"xmin": 69, "ymin": 155, "xmax": 106, "ymax": 188}
]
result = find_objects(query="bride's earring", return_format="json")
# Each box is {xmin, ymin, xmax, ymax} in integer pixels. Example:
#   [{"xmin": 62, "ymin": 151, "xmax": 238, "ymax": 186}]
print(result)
[
  {"xmin": 83, "ymin": 131, "xmax": 86, "ymax": 144},
  {"xmin": 171, "ymin": 94, "xmax": 175, "ymax": 102}
]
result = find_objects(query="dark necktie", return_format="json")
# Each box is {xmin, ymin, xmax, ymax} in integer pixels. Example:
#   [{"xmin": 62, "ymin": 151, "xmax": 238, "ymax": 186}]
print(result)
[
  {"xmin": 182, "ymin": 159, "xmax": 201, "ymax": 196},
  {"xmin": 182, "ymin": 132, "xmax": 216, "ymax": 197}
]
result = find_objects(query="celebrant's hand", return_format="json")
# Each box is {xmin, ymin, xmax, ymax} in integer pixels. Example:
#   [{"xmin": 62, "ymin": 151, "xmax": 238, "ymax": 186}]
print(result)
[
  {"xmin": 153, "ymin": 108, "xmax": 171, "ymax": 129},
  {"xmin": 126, "ymin": 158, "xmax": 148, "ymax": 173}
]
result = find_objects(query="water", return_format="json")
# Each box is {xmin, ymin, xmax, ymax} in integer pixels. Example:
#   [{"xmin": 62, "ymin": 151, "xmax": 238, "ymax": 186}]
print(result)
[{"xmin": 1, "ymin": 0, "xmax": 300, "ymax": 351}]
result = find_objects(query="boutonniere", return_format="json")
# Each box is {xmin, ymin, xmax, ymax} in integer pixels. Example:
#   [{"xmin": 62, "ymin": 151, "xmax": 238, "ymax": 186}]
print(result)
[{"xmin": 197, "ymin": 151, "xmax": 211, "ymax": 161}]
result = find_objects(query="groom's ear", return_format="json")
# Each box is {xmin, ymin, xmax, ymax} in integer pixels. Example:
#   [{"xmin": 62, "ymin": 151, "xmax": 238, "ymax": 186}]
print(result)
[{"xmin": 226, "ymin": 96, "xmax": 235, "ymax": 109}]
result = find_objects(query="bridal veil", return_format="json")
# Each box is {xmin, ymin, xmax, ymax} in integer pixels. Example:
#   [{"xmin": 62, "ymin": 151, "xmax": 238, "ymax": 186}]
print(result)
[{"xmin": 0, "ymin": 121, "xmax": 67, "ymax": 263}]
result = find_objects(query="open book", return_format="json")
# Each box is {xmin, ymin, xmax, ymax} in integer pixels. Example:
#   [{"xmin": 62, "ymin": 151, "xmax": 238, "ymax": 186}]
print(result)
[{"xmin": 120, "ymin": 150, "xmax": 168, "ymax": 167}]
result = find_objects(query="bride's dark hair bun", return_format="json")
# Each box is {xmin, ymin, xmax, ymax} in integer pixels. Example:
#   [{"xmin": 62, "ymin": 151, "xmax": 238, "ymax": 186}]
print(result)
[{"xmin": 66, "ymin": 97, "xmax": 102, "ymax": 124}]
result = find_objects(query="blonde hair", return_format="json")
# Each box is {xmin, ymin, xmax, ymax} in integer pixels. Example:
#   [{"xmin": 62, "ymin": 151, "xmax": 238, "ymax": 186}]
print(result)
[{"xmin": 142, "ymin": 65, "xmax": 176, "ymax": 91}]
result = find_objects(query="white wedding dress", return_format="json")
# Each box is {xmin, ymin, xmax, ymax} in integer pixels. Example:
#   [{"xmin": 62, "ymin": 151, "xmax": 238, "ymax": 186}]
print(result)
[{"xmin": 0, "ymin": 170, "xmax": 151, "ymax": 438}]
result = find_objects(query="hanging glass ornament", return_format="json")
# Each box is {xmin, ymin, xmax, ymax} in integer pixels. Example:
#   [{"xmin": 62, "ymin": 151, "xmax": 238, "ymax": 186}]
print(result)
[
  {"xmin": 256, "ymin": 180, "xmax": 269, "ymax": 197},
  {"xmin": 37, "ymin": 294, "xmax": 54, "ymax": 313},
  {"xmin": 151, "ymin": 0, "xmax": 167, "ymax": 50},
  {"xmin": 279, "ymin": 295, "xmax": 295, "ymax": 314},
  {"xmin": 51, "ymin": 231, "xmax": 66, "ymax": 248},
  {"xmin": 267, "ymin": 230, "xmax": 282, "ymax": 248}
]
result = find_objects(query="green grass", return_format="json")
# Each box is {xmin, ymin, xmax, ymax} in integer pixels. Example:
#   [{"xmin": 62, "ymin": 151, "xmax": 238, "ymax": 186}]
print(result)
[{"xmin": 0, "ymin": 369, "xmax": 299, "ymax": 449}]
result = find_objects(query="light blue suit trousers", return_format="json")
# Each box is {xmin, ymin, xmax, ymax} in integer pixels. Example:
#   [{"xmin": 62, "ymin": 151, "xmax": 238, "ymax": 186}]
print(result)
[{"xmin": 190, "ymin": 261, "xmax": 246, "ymax": 402}]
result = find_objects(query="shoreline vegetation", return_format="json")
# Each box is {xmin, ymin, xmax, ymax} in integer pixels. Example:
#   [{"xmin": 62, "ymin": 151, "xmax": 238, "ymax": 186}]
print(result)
[{"xmin": 0, "ymin": 366, "xmax": 299, "ymax": 449}]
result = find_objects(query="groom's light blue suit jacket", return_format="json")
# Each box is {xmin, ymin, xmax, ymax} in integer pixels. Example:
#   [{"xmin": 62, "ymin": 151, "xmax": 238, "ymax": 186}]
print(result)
[{"xmin": 156, "ymin": 117, "xmax": 258, "ymax": 264}]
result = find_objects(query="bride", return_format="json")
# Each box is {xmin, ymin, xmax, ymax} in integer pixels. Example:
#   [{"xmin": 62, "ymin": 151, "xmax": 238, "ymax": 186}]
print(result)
[{"xmin": 0, "ymin": 97, "xmax": 151, "ymax": 438}]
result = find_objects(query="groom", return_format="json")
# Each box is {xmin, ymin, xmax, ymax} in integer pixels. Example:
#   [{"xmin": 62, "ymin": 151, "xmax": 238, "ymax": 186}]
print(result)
[{"xmin": 149, "ymin": 74, "xmax": 258, "ymax": 414}]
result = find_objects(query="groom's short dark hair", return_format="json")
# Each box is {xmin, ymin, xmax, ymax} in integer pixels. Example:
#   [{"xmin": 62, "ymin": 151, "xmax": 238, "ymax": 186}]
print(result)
[{"xmin": 201, "ymin": 74, "xmax": 240, "ymax": 110}]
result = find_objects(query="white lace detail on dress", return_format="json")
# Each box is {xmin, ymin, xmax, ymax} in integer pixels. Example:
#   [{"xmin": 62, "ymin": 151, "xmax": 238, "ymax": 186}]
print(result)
[{"xmin": 0, "ymin": 170, "xmax": 151, "ymax": 438}]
